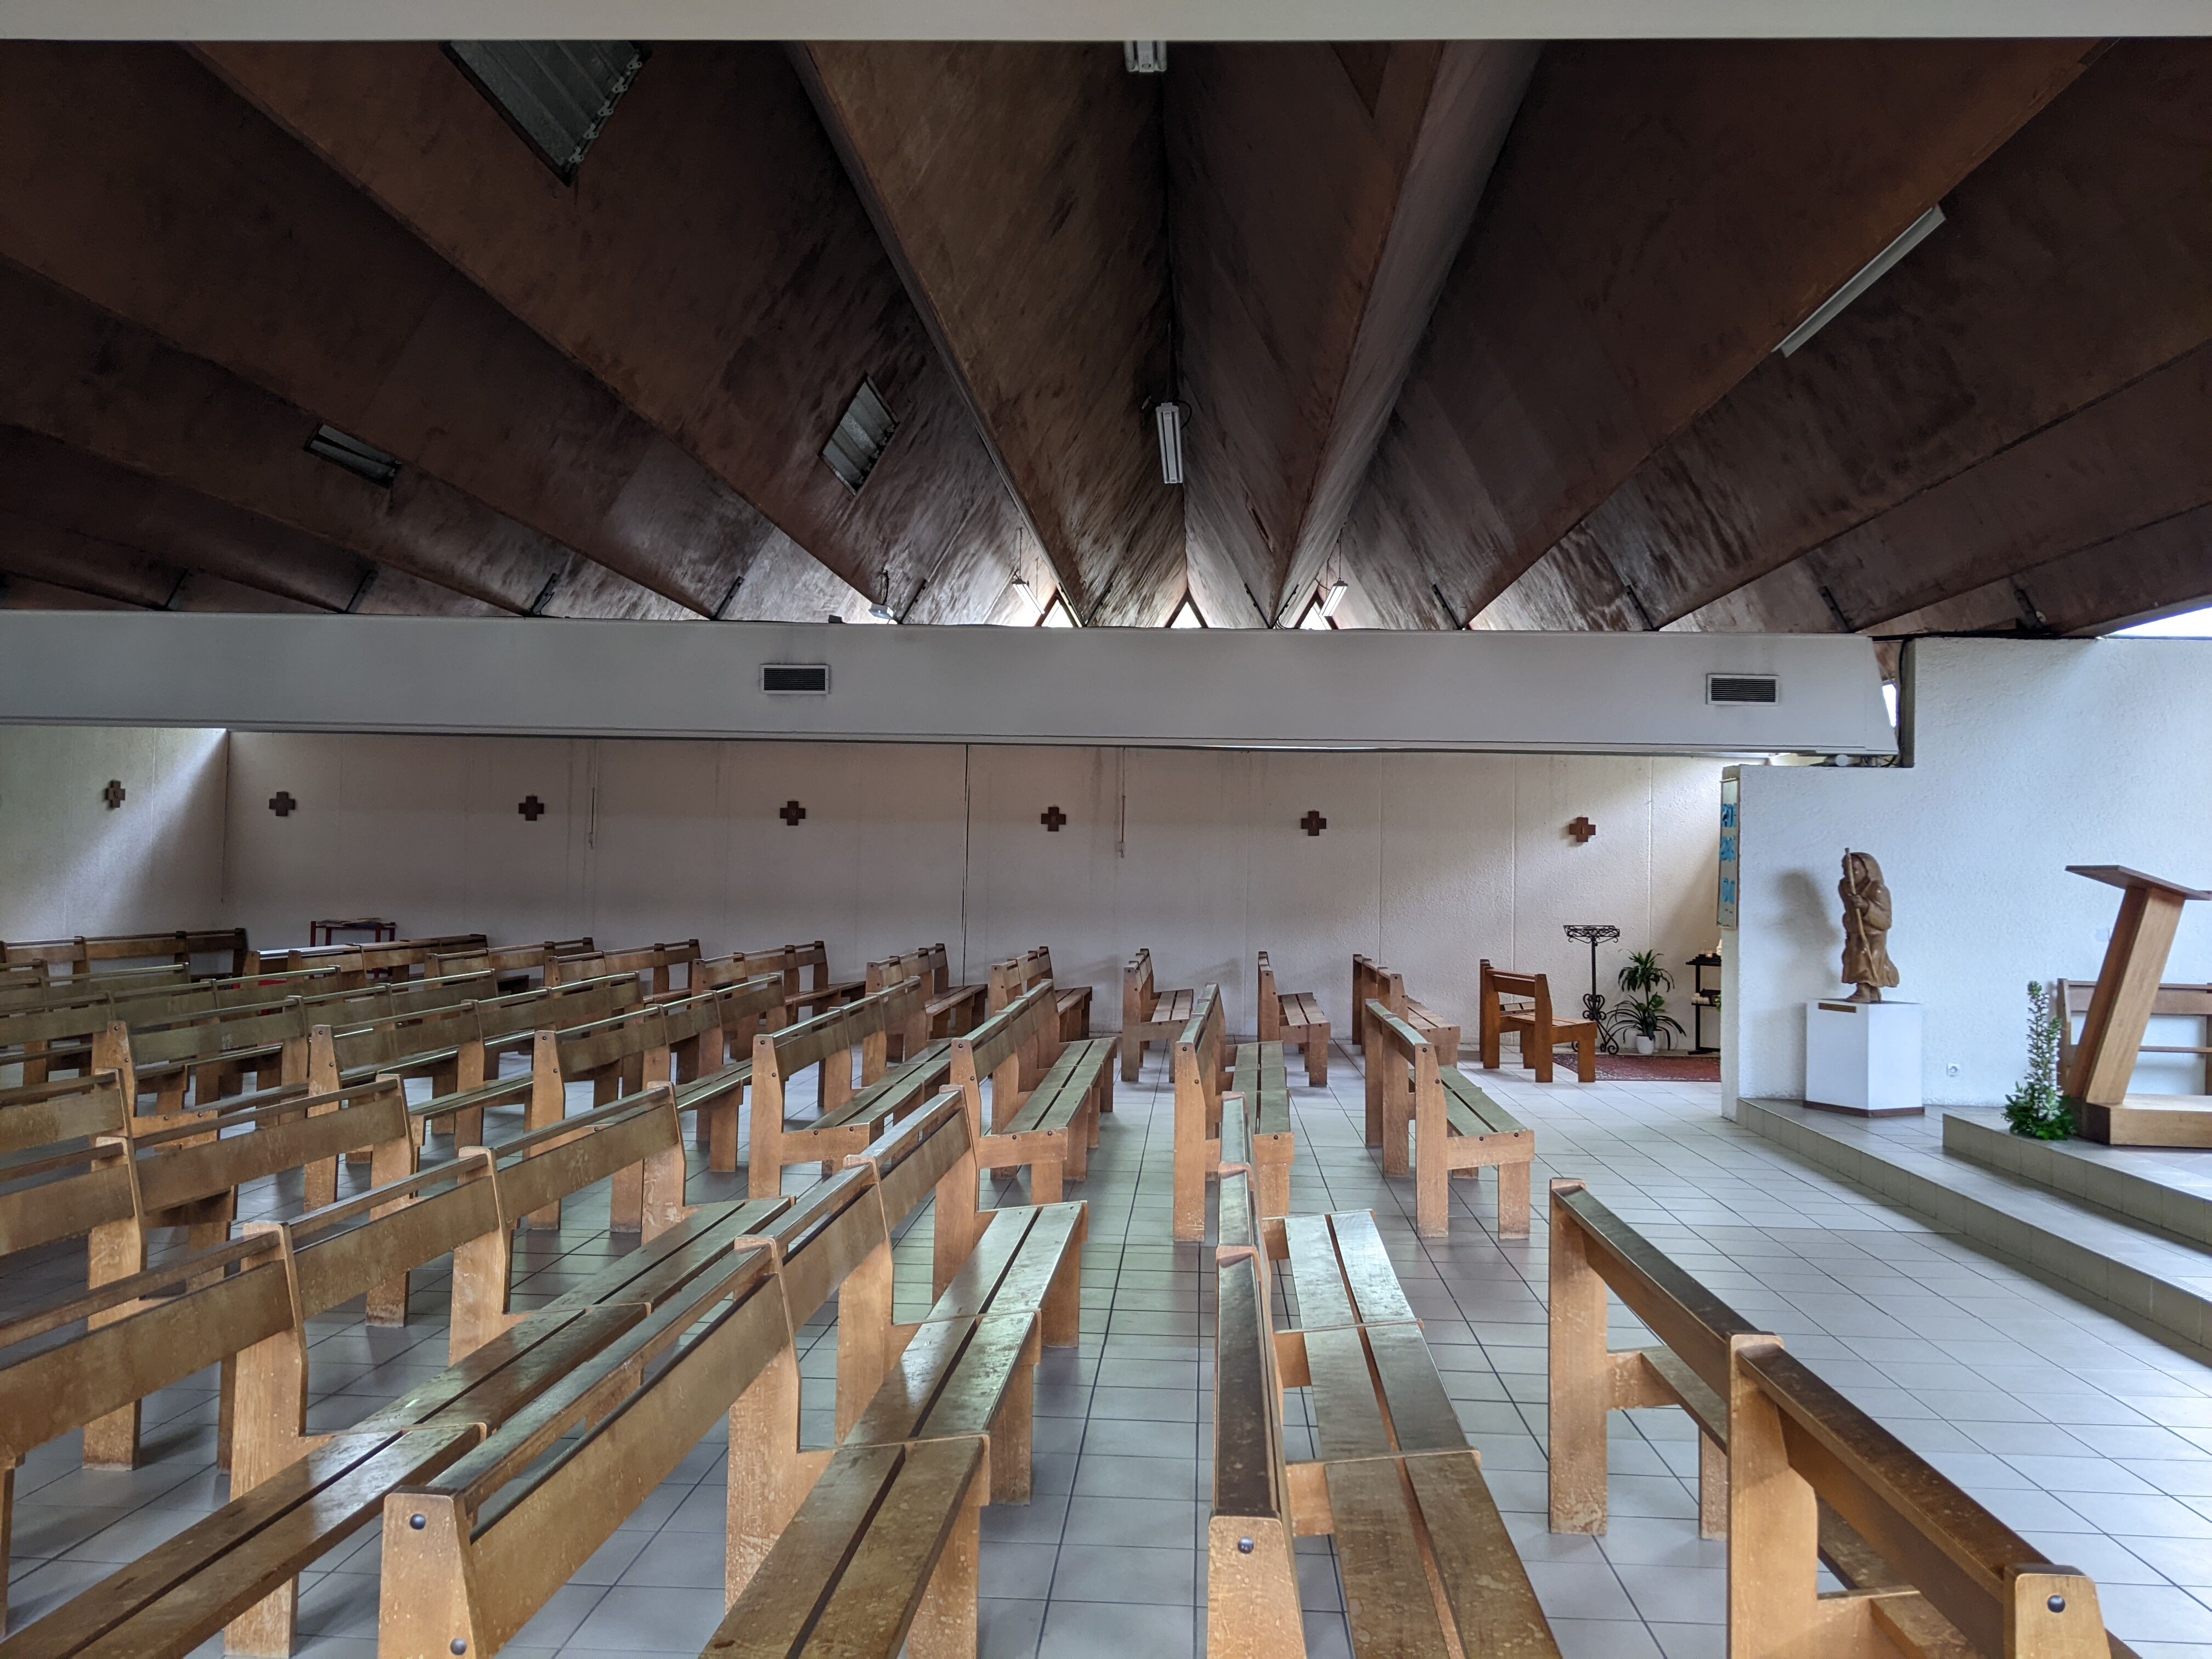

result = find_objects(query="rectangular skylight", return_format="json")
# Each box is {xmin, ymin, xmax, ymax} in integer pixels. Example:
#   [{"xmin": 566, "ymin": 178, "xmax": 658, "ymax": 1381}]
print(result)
[
  {"xmin": 304, "ymin": 424, "xmax": 400, "ymax": 487},
  {"xmin": 447, "ymin": 42, "xmax": 647, "ymax": 183},
  {"xmin": 822, "ymin": 379, "xmax": 899, "ymax": 494}
]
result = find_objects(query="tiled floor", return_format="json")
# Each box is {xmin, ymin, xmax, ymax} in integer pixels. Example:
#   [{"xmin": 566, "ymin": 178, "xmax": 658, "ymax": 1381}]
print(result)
[{"xmin": 8, "ymin": 1045, "xmax": 2212, "ymax": 1657}]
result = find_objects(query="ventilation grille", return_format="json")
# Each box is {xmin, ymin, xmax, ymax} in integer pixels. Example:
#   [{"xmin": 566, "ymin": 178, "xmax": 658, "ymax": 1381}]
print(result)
[
  {"xmin": 305, "ymin": 424, "xmax": 400, "ymax": 487},
  {"xmin": 761, "ymin": 664, "xmax": 831, "ymax": 695},
  {"xmin": 822, "ymin": 380, "xmax": 898, "ymax": 494},
  {"xmin": 1707, "ymin": 674, "xmax": 1779, "ymax": 706},
  {"xmin": 447, "ymin": 41, "xmax": 647, "ymax": 182}
]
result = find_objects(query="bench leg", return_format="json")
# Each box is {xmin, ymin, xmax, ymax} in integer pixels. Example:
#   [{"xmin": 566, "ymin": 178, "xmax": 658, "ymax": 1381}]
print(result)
[
  {"xmin": 836, "ymin": 1240, "xmax": 896, "ymax": 1440},
  {"xmin": 907, "ymin": 1479, "xmax": 983, "ymax": 1659},
  {"xmin": 225, "ymin": 1330, "xmax": 311, "ymax": 1656},
  {"xmin": 1121, "ymin": 1032, "xmax": 1144, "ymax": 1083},
  {"xmin": 727, "ymin": 1343, "xmax": 814, "ymax": 1605},
  {"xmin": 1043, "ymin": 1209, "xmax": 1085, "ymax": 1348},
  {"xmin": 1497, "ymin": 1160, "xmax": 1531, "ymax": 1238},
  {"xmin": 1030, "ymin": 1153, "xmax": 1063, "ymax": 1206},
  {"xmin": 1532, "ymin": 1042, "xmax": 1555, "ymax": 1084},
  {"xmin": 748, "ymin": 1102, "xmax": 785, "ymax": 1201},
  {"xmin": 1207, "ymin": 1514, "xmax": 1304, "ymax": 1659},
  {"xmin": 81, "ymin": 1216, "xmax": 147, "ymax": 1470},
  {"xmin": 1698, "ymin": 1431, "xmax": 1728, "ymax": 1540},
  {"xmin": 1306, "ymin": 1025, "xmax": 1328, "ymax": 1087},
  {"xmin": 610, "ymin": 1157, "xmax": 645, "ymax": 1233},
  {"xmin": 0, "ymin": 1463, "xmax": 12, "ymax": 1635},
  {"xmin": 1548, "ymin": 1190, "xmax": 1611, "ymax": 1533},
  {"xmin": 708, "ymin": 1092, "xmax": 743, "ymax": 1173},
  {"xmin": 1415, "ymin": 1096, "xmax": 1447, "ymax": 1240},
  {"xmin": 1172, "ymin": 1087, "xmax": 1207, "ymax": 1243},
  {"xmin": 1576, "ymin": 1032, "xmax": 1598, "ymax": 1084},
  {"xmin": 992, "ymin": 1357, "xmax": 1034, "ymax": 1505}
]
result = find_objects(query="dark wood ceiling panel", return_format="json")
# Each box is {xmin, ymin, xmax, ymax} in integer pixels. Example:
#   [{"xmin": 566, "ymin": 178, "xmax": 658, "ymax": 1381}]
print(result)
[
  {"xmin": 0, "ymin": 573, "xmax": 142, "ymax": 612},
  {"xmin": 797, "ymin": 42, "xmax": 1182, "ymax": 627},
  {"xmin": 1169, "ymin": 42, "xmax": 1536, "ymax": 622},
  {"xmin": 1881, "ymin": 507, "xmax": 2212, "ymax": 639},
  {"xmin": 205, "ymin": 41, "xmax": 1026, "ymax": 625},
  {"xmin": 1345, "ymin": 39, "xmax": 2095, "ymax": 627},
  {"xmin": 0, "ymin": 511, "xmax": 320, "ymax": 613},
  {"xmin": 0, "ymin": 43, "xmax": 770, "ymax": 619},
  {"xmin": 0, "ymin": 259, "xmax": 575, "ymax": 614},
  {"xmin": 1494, "ymin": 43, "xmax": 2209, "ymax": 633}
]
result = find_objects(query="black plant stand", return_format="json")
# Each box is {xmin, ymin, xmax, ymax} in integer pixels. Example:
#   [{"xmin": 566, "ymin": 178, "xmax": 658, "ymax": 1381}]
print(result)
[
  {"xmin": 1688, "ymin": 951, "xmax": 1722, "ymax": 1055},
  {"xmin": 1563, "ymin": 924, "xmax": 1621, "ymax": 1055}
]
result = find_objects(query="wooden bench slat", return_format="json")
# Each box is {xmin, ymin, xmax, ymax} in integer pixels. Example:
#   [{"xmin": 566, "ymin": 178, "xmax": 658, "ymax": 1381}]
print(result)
[
  {"xmin": 1283, "ymin": 1214, "xmax": 1356, "ymax": 1331},
  {"xmin": 1439, "ymin": 1070, "xmax": 1526, "ymax": 1138},
  {"xmin": 847, "ymin": 1310, "xmax": 1034, "ymax": 1446},
  {"xmin": 1324, "ymin": 1455, "xmax": 1461, "ymax": 1658},
  {"xmin": 926, "ymin": 1202, "xmax": 1083, "ymax": 1322},
  {"xmin": 1364, "ymin": 1322, "xmax": 1468, "ymax": 1457},
  {"xmin": 1003, "ymin": 1037, "xmax": 1112, "ymax": 1135},
  {"xmin": 1305, "ymin": 1326, "xmax": 1399, "ymax": 1463},
  {"xmin": 1328, "ymin": 1211, "xmax": 1419, "ymax": 1329},
  {"xmin": 1406, "ymin": 1451, "xmax": 1563, "ymax": 1659}
]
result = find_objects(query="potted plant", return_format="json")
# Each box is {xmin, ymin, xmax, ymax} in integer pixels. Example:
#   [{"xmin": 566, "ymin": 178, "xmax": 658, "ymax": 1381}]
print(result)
[
  {"xmin": 2003, "ymin": 981, "xmax": 2072, "ymax": 1140},
  {"xmin": 1607, "ymin": 951, "xmax": 1683, "ymax": 1055}
]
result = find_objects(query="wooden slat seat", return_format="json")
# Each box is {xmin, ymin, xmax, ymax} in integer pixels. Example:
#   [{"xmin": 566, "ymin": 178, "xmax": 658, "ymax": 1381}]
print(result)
[
  {"xmin": 1367, "ymin": 998, "xmax": 1535, "ymax": 1239},
  {"xmin": 1257, "ymin": 951, "xmax": 1329, "ymax": 1085},
  {"xmin": 747, "ymin": 978, "xmax": 937, "ymax": 1197},
  {"xmin": 1121, "ymin": 947, "xmax": 1197, "ymax": 1081},
  {"xmin": 1209, "ymin": 1099, "xmax": 1561, "ymax": 1659},
  {"xmin": 1230, "ymin": 1041, "xmax": 1295, "ymax": 1219}
]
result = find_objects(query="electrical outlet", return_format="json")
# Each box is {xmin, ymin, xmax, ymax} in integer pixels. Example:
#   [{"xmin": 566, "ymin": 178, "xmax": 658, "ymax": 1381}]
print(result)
[{"xmin": 1945, "ymin": 1063, "xmax": 1960, "ymax": 1076}]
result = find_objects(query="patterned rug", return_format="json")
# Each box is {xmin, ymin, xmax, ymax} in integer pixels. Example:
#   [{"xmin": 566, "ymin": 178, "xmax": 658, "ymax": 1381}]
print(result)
[{"xmin": 1591, "ymin": 1051, "xmax": 1721, "ymax": 1082}]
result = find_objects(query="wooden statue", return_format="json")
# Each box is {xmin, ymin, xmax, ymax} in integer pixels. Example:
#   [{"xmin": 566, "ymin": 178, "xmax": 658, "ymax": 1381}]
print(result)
[{"xmin": 1838, "ymin": 849, "xmax": 1898, "ymax": 1003}]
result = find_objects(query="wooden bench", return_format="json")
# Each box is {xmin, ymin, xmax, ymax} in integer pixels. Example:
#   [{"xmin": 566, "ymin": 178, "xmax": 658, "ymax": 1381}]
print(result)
[
  {"xmin": 870, "ymin": 944, "xmax": 989, "ymax": 1051},
  {"xmin": 1122, "ymin": 946, "xmax": 1198, "ymax": 1082},
  {"xmin": 2, "ymin": 927, "xmax": 251, "ymax": 978},
  {"xmin": 950, "ymin": 981, "xmax": 1114, "ymax": 1204},
  {"xmin": 1365, "ymin": 999, "xmax": 1534, "ymax": 1239},
  {"xmin": 747, "ymin": 974, "xmax": 949, "ymax": 1197},
  {"xmin": 1229, "ymin": 1040, "xmax": 1296, "ymax": 1221},
  {"xmin": 429, "ymin": 936, "xmax": 594, "ymax": 993},
  {"xmin": 1172, "ymin": 983, "xmax": 1229, "ymax": 1240},
  {"xmin": 1550, "ymin": 1179, "xmax": 2142, "ymax": 1658},
  {"xmin": 2058, "ymin": 974, "xmax": 2212, "ymax": 1142},
  {"xmin": 1480, "ymin": 959, "xmax": 1597, "ymax": 1084},
  {"xmin": 281, "ymin": 933, "xmax": 489, "ymax": 986},
  {"xmin": 1209, "ymin": 1102, "xmax": 1560, "ymax": 1659},
  {"xmin": 717, "ymin": 937, "xmax": 866, "ymax": 1019},
  {"xmin": 0, "ymin": 961, "xmax": 190, "ymax": 1017},
  {"xmin": 1350, "ymin": 955, "xmax": 1458, "ymax": 1064},
  {"xmin": 543, "ymin": 936, "xmax": 702, "ymax": 995},
  {"xmin": 988, "ymin": 945, "xmax": 1094, "ymax": 1039},
  {"xmin": 1256, "ymin": 950, "xmax": 1328, "ymax": 1085}
]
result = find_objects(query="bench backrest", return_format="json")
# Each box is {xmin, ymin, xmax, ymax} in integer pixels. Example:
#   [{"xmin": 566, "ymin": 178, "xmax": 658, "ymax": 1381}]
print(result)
[
  {"xmin": 1175, "ymin": 984, "xmax": 1227, "ymax": 1118},
  {"xmin": 431, "ymin": 939, "xmax": 595, "ymax": 979},
  {"xmin": 284, "ymin": 935, "xmax": 488, "ymax": 980},
  {"xmin": 0, "ymin": 962, "xmax": 193, "ymax": 1017},
  {"xmin": 2, "ymin": 927, "xmax": 250, "ymax": 971},
  {"xmin": 2057, "ymin": 977, "xmax": 2212, "ymax": 1078},
  {"xmin": 753, "ymin": 975, "xmax": 927, "ymax": 1098},
  {"xmin": 865, "ymin": 947, "xmax": 930, "ymax": 995},
  {"xmin": 1125, "ymin": 947, "xmax": 1157, "ymax": 1024},
  {"xmin": 554, "ymin": 976, "xmax": 783, "ymax": 1081},
  {"xmin": 1256, "ymin": 951, "xmax": 1280, "ymax": 1037},
  {"xmin": 544, "ymin": 938, "xmax": 701, "ymax": 992},
  {"xmin": 987, "ymin": 948, "xmax": 1046, "ymax": 1011},
  {"xmin": 1481, "ymin": 958, "xmax": 1555, "ymax": 1026},
  {"xmin": 0, "ymin": 1071, "xmax": 130, "ymax": 1154},
  {"xmin": 950, "ymin": 982, "xmax": 1058, "ymax": 1120}
]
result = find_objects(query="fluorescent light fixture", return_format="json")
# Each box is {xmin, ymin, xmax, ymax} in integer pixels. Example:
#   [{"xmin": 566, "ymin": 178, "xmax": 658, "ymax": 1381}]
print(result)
[
  {"xmin": 446, "ymin": 42, "xmax": 646, "ymax": 183},
  {"xmin": 1155, "ymin": 401, "xmax": 1184, "ymax": 486},
  {"xmin": 304, "ymin": 424, "xmax": 400, "ymax": 487},
  {"xmin": 1008, "ymin": 578, "xmax": 1046, "ymax": 618},
  {"xmin": 1320, "ymin": 580, "xmax": 1349, "ymax": 618},
  {"xmin": 1124, "ymin": 42, "xmax": 1167, "ymax": 72},
  {"xmin": 867, "ymin": 603, "xmax": 898, "ymax": 622},
  {"xmin": 1881, "ymin": 681, "xmax": 1900, "ymax": 727},
  {"xmin": 823, "ymin": 379, "xmax": 899, "ymax": 494},
  {"xmin": 1775, "ymin": 205, "xmax": 1944, "ymax": 358}
]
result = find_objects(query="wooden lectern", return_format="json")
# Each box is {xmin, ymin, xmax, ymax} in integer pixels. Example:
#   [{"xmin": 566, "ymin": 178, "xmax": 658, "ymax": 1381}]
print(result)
[{"xmin": 2064, "ymin": 865, "xmax": 2212, "ymax": 1144}]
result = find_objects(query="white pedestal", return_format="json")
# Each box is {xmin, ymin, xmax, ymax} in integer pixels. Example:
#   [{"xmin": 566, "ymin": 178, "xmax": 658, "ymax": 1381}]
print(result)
[{"xmin": 1804, "ymin": 1000, "xmax": 1923, "ymax": 1116}]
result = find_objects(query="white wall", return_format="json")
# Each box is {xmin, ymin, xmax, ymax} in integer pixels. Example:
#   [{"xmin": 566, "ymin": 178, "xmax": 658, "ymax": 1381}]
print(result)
[
  {"xmin": 1724, "ymin": 638, "xmax": 2212, "ymax": 1111},
  {"xmin": 224, "ymin": 732, "xmax": 1722, "ymax": 1040},
  {"xmin": 0, "ymin": 725, "xmax": 229, "ymax": 945}
]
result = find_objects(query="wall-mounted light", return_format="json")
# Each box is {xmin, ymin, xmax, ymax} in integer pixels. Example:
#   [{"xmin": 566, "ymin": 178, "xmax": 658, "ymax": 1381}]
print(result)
[
  {"xmin": 1155, "ymin": 402, "xmax": 1184, "ymax": 486},
  {"xmin": 1008, "ymin": 577, "xmax": 1046, "ymax": 619},
  {"xmin": 1776, "ymin": 205, "xmax": 1945, "ymax": 358}
]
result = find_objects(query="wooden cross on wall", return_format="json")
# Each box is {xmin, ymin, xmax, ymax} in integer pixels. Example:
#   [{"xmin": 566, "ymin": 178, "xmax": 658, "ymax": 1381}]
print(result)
[
  {"xmin": 101, "ymin": 780, "xmax": 125, "ymax": 810},
  {"xmin": 1040, "ymin": 805, "xmax": 1067, "ymax": 832},
  {"xmin": 1568, "ymin": 816, "xmax": 1596, "ymax": 845},
  {"xmin": 517, "ymin": 795, "xmax": 546, "ymax": 822},
  {"xmin": 1301, "ymin": 810, "xmax": 1327, "ymax": 838},
  {"xmin": 268, "ymin": 791, "xmax": 297, "ymax": 818},
  {"xmin": 779, "ymin": 799, "xmax": 808, "ymax": 827}
]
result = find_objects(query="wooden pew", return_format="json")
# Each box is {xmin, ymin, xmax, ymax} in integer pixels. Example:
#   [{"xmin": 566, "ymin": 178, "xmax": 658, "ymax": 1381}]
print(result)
[
  {"xmin": 948, "ymin": 981, "xmax": 1115, "ymax": 1205},
  {"xmin": 1365, "ymin": 993, "xmax": 1533, "ymax": 1239},
  {"xmin": 747, "ymin": 975, "xmax": 950, "ymax": 1197},
  {"xmin": 0, "ymin": 1090, "xmax": 685, "ymax": 1636},
  {"xmin": 1172, "ymin": 983, "xmax": 1228, "ymax": 1241},
  {"xmin": 1122, "ymin": 947, "xmax": 1197, "ymax": 1082},
  {"xmin": 0, "ymin": 961, "xmax": 190, "ymax": 1017},
  {"xmin": 1549, "ymin": 1183, "xmax": 2140, "ymax": 1657},
  {"xmin": 1480, "ymin": 958, "xmax": 1598, "ymax": 1084},
  {"xmin": 280, "ymin": 933, "xmax": 488, "ymax": 986},
  {"xmin": 2, "ymin": 927, "xmax": 251, "ymax": 978},
  {"xmin": 1229, "ymin": 1039, "xmax": 1296, "ymax": 1222},
  {"xmin": 1348, "ymin": 954, "xmax": 1459, "ymax": 1067},
  {"xmin": 707, "ymin": 1099, "xmax": 1087, "ymax": 1659},
  {"xmin": 1256, "ymin": 950, "xmax": 1329, "ymax": 1085},
  {"xmin": 868, "ymin": 943, "xmax": 987, "ymax": 1045},
  {"xmin": 544, "ymin": 936, "xmax": 702, "ymax": 995},
  {"xmin": 987, "ymin": 945, "xmax": 1094, "ymax": 1039},
  {"xmin": 1209, "ymin": 1100, "xmax": 1560, "ymax": 1659},
  {"xmin": 429, "ymin": 937, "xmax": 594, "ymax": 993},
  {"xmin": 717, "ymin": 938, "xmax": 864, "ymax": 1020}
]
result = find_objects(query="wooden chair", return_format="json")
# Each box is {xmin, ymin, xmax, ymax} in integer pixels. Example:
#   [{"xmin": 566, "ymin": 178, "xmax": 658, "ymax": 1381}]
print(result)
[
  {"xmin": 1479, "ymin": 959, "xmax": 1598, "ymax": 1084},
  {"xmin": 1365, "ymin": 997, "xmax": 1534, "ymax": 1239},
  {"xmin": 1256, "ymin": 950, "xmax": 1328, "ymax": 1085},
  {"xmin": 1209, "ymin": 1104, "xmax": 1561, "ymax": 1659},
  {"xmin": 1171, "ymin": 984, "xmax": 1229, "ymax": 1240},
  {"xmin": 988, "ymin": 945, "xmax": 1093, "ymax": 1040},
  {"xmin": 949, "ymin": 982, "xmax": 1115, "ymax": 1204},
  {"xmin": 1121, "ymin": 947, "xmax": 1197, "ymax": 1081}
]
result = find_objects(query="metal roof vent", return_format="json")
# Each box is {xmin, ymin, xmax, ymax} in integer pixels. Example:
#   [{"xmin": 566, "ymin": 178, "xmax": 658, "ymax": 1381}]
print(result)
[
  {"xmin": 447, "ymin": 42, "xmax": 647, "ymax": 182},
  {"xmin": 761, "ymin": 664, "xmax": 831, "ymax": 695},
  {"xmin": 822, "ymin": 379, "xmax": 898, "ymax": 494},
  {"xmin": 304, "ymin": 424, "xmax": 400, "ymax": 487},
  {"xmin": 1707, "ymin": 674, "xmax": 1779, "ymax": 705}
]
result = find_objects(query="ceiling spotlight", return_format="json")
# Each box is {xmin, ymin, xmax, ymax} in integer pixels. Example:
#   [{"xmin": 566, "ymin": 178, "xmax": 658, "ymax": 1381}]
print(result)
[
  {"xmin": 1155, "ymin": 401, "xmax": 1184, "ymax": 486},
  {"xmin": 1776, "ymin": 205, "xmax": 1944, "ymax": 358},
  {"xmin": 1008, "ymin": 577, "xmax": 1046, "ymax": 618},
  {"xmin": 1124, "ymin": 42, "xmax": 1167, "ymax": 72},
  {"xmin": 1321, "ymin": 580, "xmax": 1349, "ymax": 618}
]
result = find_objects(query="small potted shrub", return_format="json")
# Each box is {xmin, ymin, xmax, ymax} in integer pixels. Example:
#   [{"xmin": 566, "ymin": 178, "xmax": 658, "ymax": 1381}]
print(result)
[
  {"xmin": 1608, "ymin": 951, "xmax": 1684, "ymax": 1056},
  {"xmin": 2004, "ymin": 980, "xmax": 2072, "ymax": 1140}
]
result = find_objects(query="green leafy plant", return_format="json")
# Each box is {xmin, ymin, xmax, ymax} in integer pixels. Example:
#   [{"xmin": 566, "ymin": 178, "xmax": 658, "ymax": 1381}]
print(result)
[
  {"xmin": 1605, "ymin": 952, "xmax": 1683, "ymax": 1049},
  {"xmin": 1615, "ymin": 992, "xmax": 1685, "ymax": 1043},
  {"xmin": 2003, "ymin": 980, "xmax": 2072, "ymax": 1141},
  {"xmin": 1616, "ymin": 950, "xmax": 1674, "ymax": 997}
]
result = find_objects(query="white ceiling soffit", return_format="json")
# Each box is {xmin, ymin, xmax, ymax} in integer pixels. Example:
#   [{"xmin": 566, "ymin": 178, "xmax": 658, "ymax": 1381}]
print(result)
[
  {"xmin": 0, "ymin": 612, "xmax": 1898, "ymax": 756},
  {"xmin": 1, "ymin": 0, "xmax": 2200, "ymax": 36}
]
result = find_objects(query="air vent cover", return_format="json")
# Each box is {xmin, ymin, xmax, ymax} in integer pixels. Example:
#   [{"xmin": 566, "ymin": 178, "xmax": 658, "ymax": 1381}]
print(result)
[
  {"xmin": 1707, "ymin": 674, "xmax": 1779, "ymax": 705},
  {"xmin": 447, "ymin": 41, "xmax": 647, "ymax": 182},
  {"xmin": 761, "ymin": 664, "xmax": 830, "ymax": 695},
  {"xmin": 822, "ymin": 380, "xmax": 898, "ymax": 494}
]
